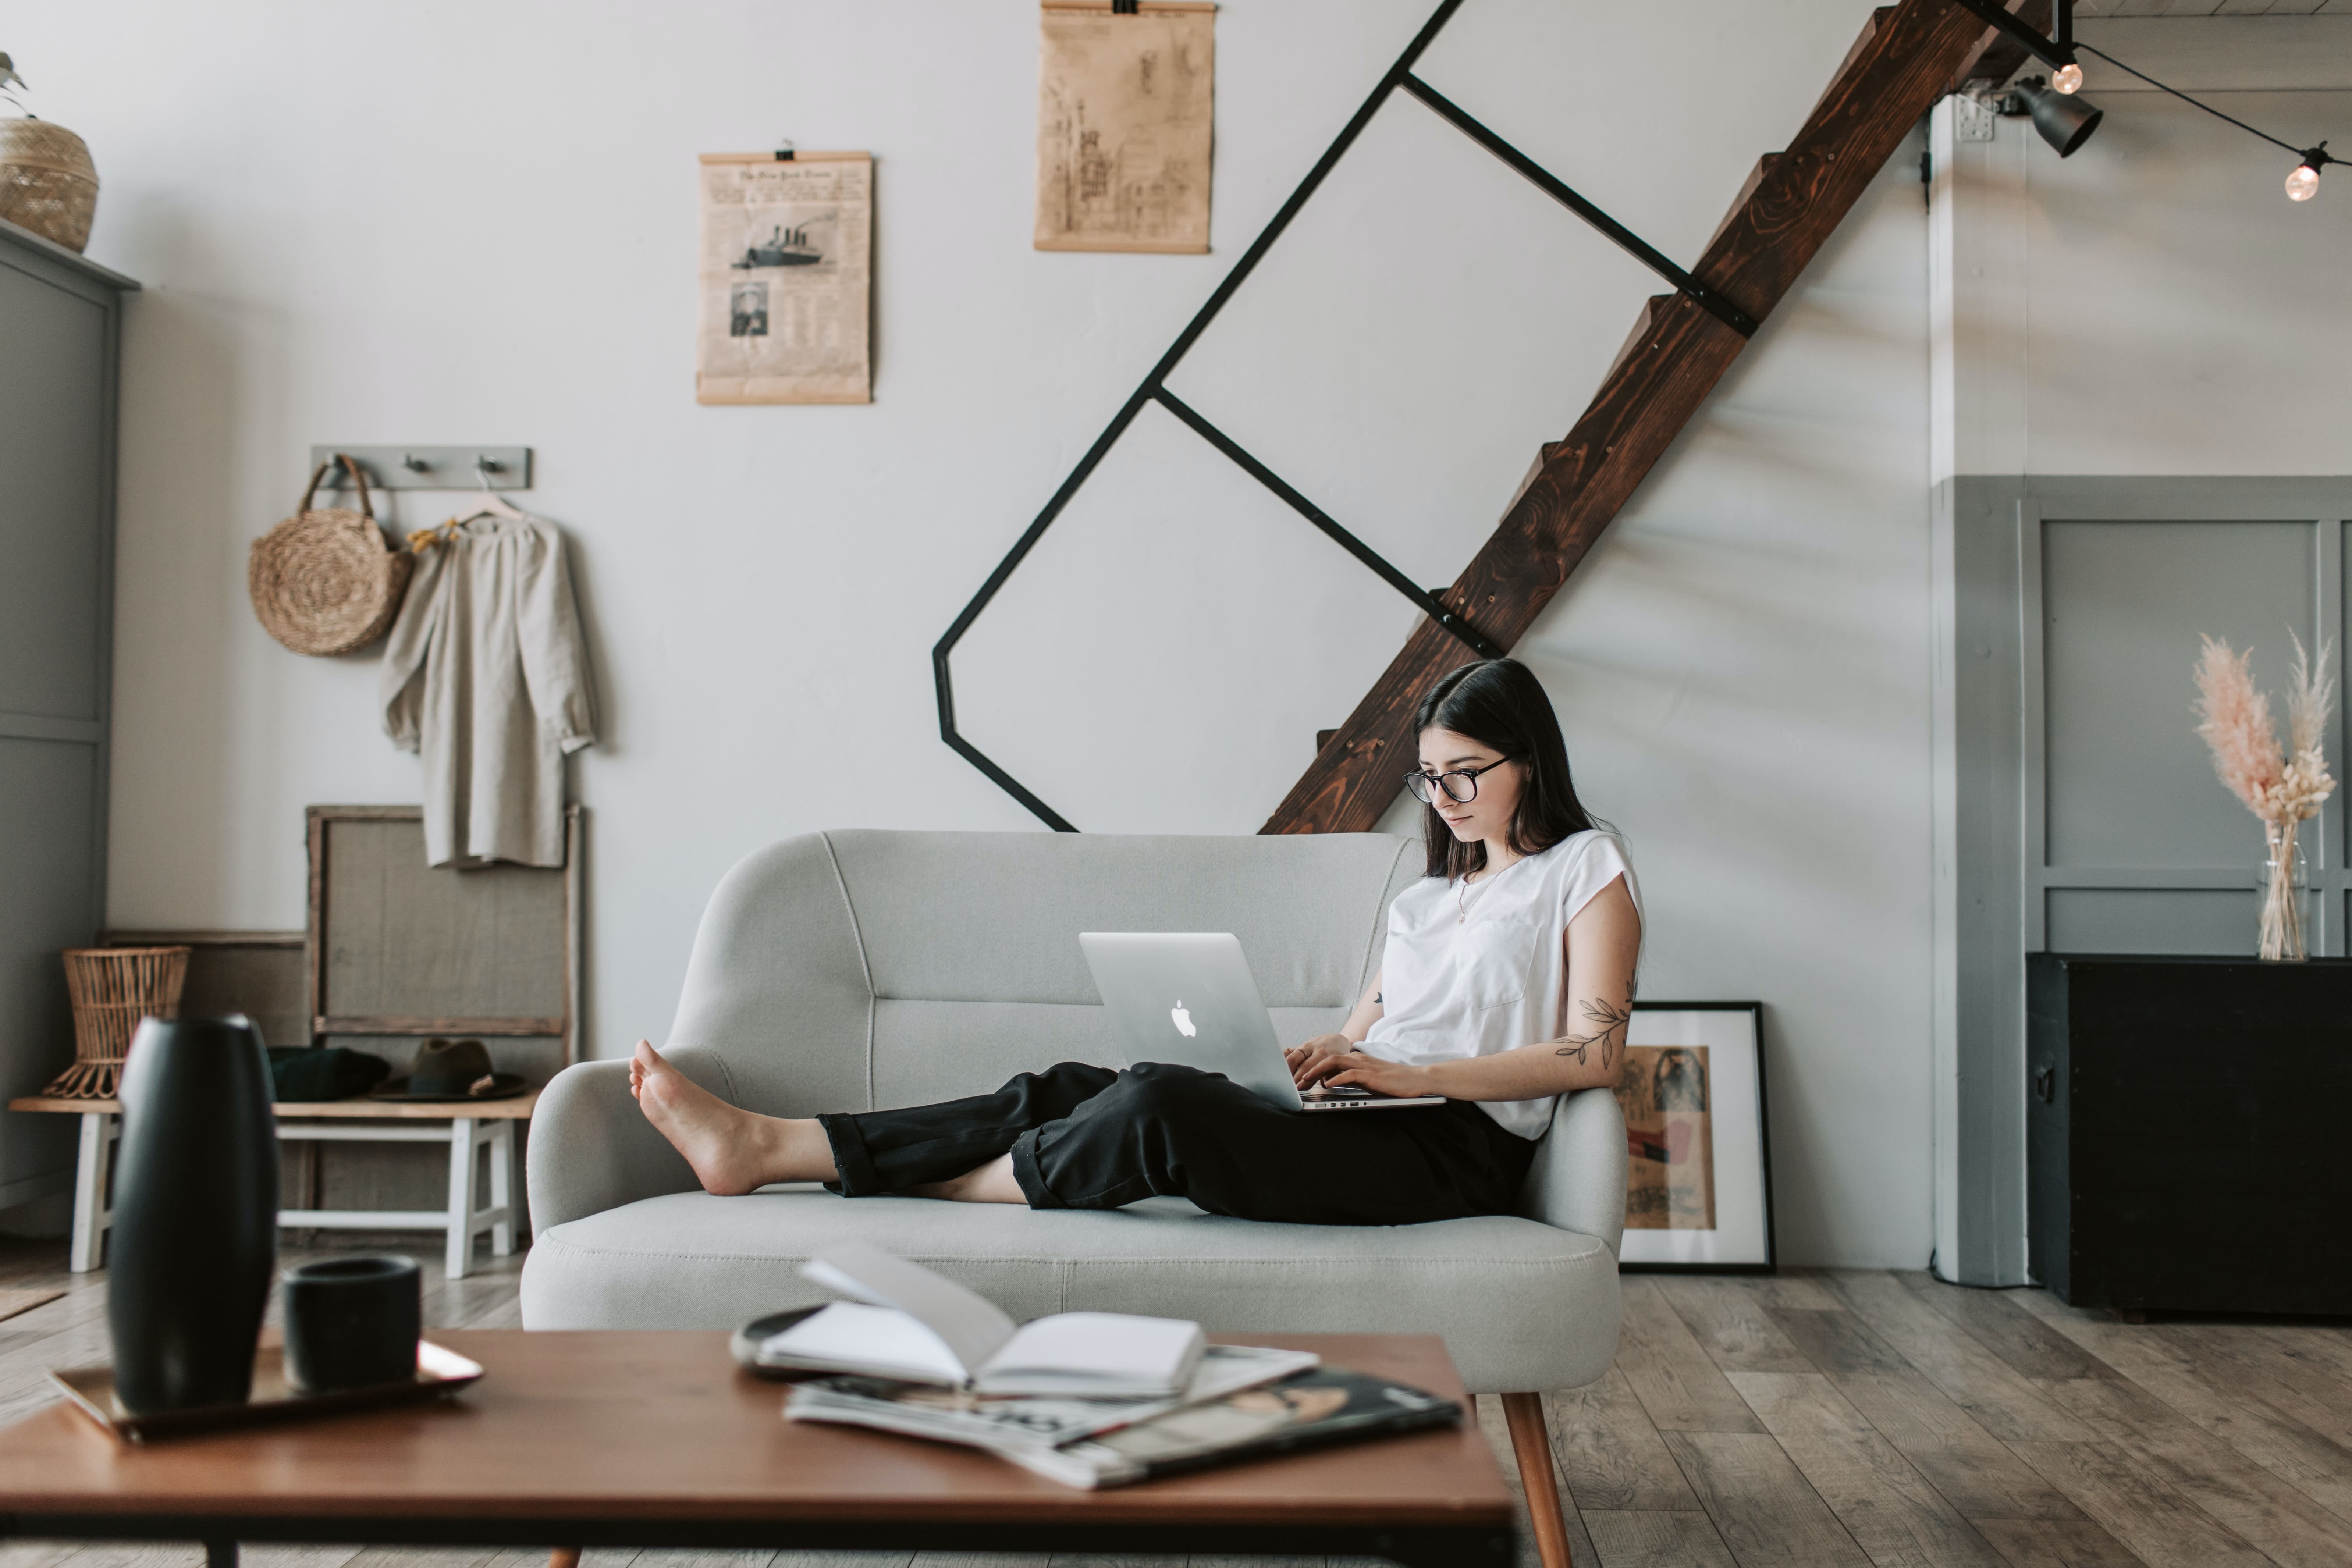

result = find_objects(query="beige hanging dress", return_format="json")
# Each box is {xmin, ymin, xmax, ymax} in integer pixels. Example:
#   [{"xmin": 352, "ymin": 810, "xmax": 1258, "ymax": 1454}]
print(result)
[{"xmin": 379, "ymin": 516, "xmax": 596, "ymax": 867}]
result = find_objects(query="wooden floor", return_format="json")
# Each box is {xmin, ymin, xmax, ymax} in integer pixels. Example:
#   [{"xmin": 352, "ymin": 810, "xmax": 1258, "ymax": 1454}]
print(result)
[{"xmin": 3, "ymin": 1236, "xmax": 2349, "ymax": 1568}]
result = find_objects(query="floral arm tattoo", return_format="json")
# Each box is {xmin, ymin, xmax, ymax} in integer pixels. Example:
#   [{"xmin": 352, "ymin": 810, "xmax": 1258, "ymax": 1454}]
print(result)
[{"xmin": 1555, "ymin": 991, "xmax": 1634, "ymax": 1071}]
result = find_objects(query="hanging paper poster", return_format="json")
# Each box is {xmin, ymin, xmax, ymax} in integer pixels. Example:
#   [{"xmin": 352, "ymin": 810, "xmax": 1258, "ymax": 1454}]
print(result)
[
  {"xmin": 697, "ymin": 152, "xmax": 871, "ymax": 405},
  {"xmin": 1036, "ymin": 1, "xmax": 1215, "ymax": 254}
]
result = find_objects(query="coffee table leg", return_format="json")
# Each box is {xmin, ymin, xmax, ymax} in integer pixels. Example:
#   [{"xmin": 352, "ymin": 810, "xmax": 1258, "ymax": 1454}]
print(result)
[
  {"xmin": 204, "ymin": 1540, "xmax": 237, "ymax": 1568},
  {"xmin": 547, "ymin": 1548, "xmax": 580, "ymax": 1568}
]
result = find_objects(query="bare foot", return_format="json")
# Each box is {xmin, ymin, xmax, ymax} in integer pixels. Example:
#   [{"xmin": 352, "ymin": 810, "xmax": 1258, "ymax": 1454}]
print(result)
[
  {"xmin": 631, "ymin": 1040, "xmax": 831, "ymax": 1195},
  {"xmin": 911, "ymin": 1153, "xmax": 1026, "ymax": 1205}
]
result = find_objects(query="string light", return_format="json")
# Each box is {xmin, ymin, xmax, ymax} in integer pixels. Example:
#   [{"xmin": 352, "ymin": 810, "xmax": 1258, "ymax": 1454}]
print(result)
[
  {"xmin": 1950, "ymin": 0, "xmax": 2340, "ymax": 202},
  {"xmin": 2287, "ymin": 147, "xmax": 2327, "ymax": 203},
  {"xmin": 2075, "ymin": 44, "xmax": 2339, "ymax": 205}
]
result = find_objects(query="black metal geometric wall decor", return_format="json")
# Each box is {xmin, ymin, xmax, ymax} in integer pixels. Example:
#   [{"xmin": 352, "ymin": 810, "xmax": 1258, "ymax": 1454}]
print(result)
[{"xmin": 934, "ymin": 0, "xmax": 1758, "ymax": 832}]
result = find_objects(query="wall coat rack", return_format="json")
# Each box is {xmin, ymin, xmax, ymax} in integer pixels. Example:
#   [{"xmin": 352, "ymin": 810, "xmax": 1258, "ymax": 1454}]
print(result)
[
  {"xmin": 307, "ymin": 446, "xmax": 533, "ymax": 491},
  {"xmin": 933, "ymin": 0, "xmax": 1755, "ymax": 833}
]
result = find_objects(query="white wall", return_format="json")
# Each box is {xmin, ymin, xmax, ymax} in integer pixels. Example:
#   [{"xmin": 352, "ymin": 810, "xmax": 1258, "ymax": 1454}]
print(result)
[
  {"xmin": 1940, "ymin": 17, "xmax": 2352, "ymax": 479},
  {"xmin": 17, "ymin": 0, "xmax": 1957, "ymax": 1265}
]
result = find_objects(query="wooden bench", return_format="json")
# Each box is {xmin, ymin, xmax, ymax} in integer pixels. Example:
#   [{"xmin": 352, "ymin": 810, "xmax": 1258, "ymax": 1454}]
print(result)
[{"xmin": 6, "ymin": 1091, "xmax": 536, "ymax": 1279}]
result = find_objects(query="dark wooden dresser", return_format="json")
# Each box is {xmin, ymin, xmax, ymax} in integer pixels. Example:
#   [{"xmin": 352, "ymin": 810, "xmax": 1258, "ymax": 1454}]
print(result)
[{"xmin": 2028, "ymin": 953, "xmax": 2352, "ymax": 1314}]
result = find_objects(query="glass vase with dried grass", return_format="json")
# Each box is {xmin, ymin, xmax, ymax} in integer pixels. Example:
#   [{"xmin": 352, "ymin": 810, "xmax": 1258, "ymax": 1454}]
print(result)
[{"xmin": 2194, "ymin": 633, "xmax": 2334, "ymax": 962}]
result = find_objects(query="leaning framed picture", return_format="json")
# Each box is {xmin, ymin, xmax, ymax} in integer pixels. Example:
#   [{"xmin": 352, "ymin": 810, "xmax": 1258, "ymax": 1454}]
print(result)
[{"xmin": 1613, "ymin": 1002, "xmax": 1775, "ymax": 1273}]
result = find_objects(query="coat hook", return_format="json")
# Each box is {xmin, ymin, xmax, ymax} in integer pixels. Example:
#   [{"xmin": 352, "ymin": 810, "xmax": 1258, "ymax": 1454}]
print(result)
[{"xmin": 402, "ymin": 454, "xmax": 433, "ymax": 473}]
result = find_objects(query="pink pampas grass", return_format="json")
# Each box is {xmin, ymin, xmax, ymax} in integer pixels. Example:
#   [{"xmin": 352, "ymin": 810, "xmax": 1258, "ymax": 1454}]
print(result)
[
  {"xmin": 2194, "ymin": 637, "xmax": 2281, "ymax": 815},
  {"xmin": 2195, "ymin": 632, "xmax": 2335, "ymax": 961}
]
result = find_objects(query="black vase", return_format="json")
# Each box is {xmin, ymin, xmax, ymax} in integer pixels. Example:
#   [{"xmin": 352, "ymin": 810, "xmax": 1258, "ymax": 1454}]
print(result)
[{"xmin": 107, "ymin": 1014, "xmax": 279, "ymax": 1414}]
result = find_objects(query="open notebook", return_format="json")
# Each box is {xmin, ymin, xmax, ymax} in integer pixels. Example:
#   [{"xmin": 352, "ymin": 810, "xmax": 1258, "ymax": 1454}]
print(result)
[{"xmin": 755, "ymin": 1240, "xmax": 1207, "ymax": 1399}]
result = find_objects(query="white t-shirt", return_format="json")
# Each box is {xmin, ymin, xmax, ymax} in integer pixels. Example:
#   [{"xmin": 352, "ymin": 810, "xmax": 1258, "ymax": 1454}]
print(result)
[{"xmin": 1358, "ymin": 830, "xmax": 1641, "ymax": 1139}]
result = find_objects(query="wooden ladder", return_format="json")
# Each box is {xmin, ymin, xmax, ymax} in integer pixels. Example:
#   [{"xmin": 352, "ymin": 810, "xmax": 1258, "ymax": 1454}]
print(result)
[{"xmin": 1263, "ymin": 0, "xmax": 2034, "ymax": 834}]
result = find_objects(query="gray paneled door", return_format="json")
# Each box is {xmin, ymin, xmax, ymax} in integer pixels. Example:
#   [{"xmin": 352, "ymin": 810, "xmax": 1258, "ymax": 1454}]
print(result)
[
  {"xmin": 0, "ymin": 223, "xmax": 135, "ymax": 1210},
  {"xmin": 2028, "ymin": 504, "xmax": 2350, "ymax": 956},
  {"xmin": 1933, "ymin": 474, "xmax": 2352, "ymax": 1287}
]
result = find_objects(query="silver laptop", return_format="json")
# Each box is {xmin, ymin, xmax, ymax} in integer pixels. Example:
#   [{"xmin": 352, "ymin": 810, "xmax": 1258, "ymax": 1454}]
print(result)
[{"xmin": 1079, "ymin": 932, "xmax": 1444, "ymax": 1112}]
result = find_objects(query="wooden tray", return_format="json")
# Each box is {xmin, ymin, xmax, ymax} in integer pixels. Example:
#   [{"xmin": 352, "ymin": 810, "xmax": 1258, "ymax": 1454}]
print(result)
[{"xmin": 50, "ymin": 1340, "xmax": 482, "ymax": 1443}]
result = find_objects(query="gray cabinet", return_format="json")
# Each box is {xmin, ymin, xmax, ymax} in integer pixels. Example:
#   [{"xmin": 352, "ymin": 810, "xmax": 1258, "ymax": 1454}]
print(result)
[{"xmin": 0, "ymin": 219, "xmax": 136, "ymax": 1212}]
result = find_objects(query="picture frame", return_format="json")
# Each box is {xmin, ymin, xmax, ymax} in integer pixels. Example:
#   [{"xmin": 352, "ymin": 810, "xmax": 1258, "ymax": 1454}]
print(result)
[
  {"xmin": 305, "ymin": 804, "xmax": 583, "ymax": 1069},
  {"xmin": 1613, "ymin": 1001, "xmax": 1775, "ymax": 1273}
]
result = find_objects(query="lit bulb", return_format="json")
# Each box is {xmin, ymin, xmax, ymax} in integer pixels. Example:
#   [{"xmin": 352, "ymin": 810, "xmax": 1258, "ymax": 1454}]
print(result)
[
  {"xmin": 2052, "ymin": 61, "xmax": 2083, "ymax": 95},
  {"xmin": 2287, "ymin": 162, "xmax": 2321, "ymax": 202}
]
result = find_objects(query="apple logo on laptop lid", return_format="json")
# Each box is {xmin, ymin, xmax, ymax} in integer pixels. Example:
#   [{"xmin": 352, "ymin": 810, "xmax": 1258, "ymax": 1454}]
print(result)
[{"xmin": 1170, "ymin": 1001, "xmax": 1197, "ymax": 1037}]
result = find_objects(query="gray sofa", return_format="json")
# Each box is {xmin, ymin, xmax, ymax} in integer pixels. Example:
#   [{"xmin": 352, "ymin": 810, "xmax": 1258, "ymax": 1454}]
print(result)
[{"xmin": 520, "ymin": 829, "xmax": 1627, "ymax": 1399}]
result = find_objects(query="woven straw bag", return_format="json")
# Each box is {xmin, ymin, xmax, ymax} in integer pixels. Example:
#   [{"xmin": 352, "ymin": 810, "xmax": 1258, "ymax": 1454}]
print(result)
[
  {"xmin": 0, "ymin": 117, "xmax": 99, "ymax": 253},
  {"xmin": 249, "ymin": 455, "xmax": 413, "ymax": 656}
]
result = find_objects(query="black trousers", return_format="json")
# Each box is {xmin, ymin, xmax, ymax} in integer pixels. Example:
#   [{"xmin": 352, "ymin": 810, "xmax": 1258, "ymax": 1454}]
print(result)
[{"xmin": 818, "ymin": 1061, "xmax": 1536, "ymax": 1226}]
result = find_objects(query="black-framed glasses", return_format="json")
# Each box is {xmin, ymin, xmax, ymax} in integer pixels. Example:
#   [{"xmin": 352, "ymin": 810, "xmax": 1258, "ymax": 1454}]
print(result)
[{"xmin": 1404, "ymin": 757, "xmax": 1512, "ymax": 805}]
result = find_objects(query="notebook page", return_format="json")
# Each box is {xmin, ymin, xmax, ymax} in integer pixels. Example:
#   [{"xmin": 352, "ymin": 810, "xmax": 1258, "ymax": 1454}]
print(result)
[
  {"xmin": 978, "ymin": 1311, "xmax": 1203, "ymax": 1390},
  {"xmin": 759, "ymin": 1300, "xmax": 968, "ymax": 1384},
  {"xmin": 802, "ymin": 1240, "xmax": 1017, "ymax": 1374}
]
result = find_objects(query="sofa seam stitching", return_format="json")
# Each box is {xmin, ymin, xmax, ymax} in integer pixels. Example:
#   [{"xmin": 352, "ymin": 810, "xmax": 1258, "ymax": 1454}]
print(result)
[
  {"xmin": 1360, "ymin": 838, "xmax": 1412, "ymax": 1005},
  {"xmin": 819, "ymin": 830, "xmax": 879, "ymax": 1111},
  {"xmin": 532, "ymin": 1238, "xmax": 1610, "ymax": 1266}
]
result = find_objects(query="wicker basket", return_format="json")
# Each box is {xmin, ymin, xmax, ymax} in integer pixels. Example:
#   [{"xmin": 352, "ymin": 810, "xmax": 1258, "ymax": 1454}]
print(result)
[
  {"xmin": 0, "ymin": 117, "xmax": 99, "ymax": 253},
  {"xmin": 43, "ymin": 946, "xmax": 191, "ymax": 1100},
  {"xmin": 248, "ymin": 455, "xmax": 413, "ymax": 656}
]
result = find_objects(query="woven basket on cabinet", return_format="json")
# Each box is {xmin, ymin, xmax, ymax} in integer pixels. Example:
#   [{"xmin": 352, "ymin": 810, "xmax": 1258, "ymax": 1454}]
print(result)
[
  {"xmin": 43, "ymin": 946, "xmax": 191, "ymax": 1100},
  {"xmin": 0, "ymin": 117, "xmax": 99, "ymax": 253}
]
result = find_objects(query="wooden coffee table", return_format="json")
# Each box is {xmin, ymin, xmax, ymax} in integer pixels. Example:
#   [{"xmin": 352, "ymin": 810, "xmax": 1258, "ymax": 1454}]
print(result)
[{"xmin": 0, "ymin": 1330, "xmax": 1513, "ymax": 1568}]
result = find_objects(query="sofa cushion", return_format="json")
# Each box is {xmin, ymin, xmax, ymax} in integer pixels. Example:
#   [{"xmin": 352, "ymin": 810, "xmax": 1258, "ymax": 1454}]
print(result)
[{"xmin": 519, "ymin": 1186, "xmax": 1621, "ymax": 1394}]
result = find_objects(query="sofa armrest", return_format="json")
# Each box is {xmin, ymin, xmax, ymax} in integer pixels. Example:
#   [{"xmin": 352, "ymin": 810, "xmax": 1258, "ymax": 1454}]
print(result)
[
  {"xmin": 1514, "ymin": 1085, "xmax": 1628, "ymax": 1254},
  {"xmin": 525, "ymin": 1045, "xmax": 735, "ymax": 1233}
]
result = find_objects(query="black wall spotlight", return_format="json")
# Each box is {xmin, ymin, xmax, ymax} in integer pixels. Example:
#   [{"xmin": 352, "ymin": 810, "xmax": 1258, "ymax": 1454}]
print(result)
[{"xmin": 2008, "ymin": 76, "xmax": 2105, "ymax": 158}]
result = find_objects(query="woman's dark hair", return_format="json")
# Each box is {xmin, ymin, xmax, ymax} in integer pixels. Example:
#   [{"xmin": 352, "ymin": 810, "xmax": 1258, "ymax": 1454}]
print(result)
[{"xmin": 1413, "ymin": 658, "xmax": 1595, "ymax": 879}]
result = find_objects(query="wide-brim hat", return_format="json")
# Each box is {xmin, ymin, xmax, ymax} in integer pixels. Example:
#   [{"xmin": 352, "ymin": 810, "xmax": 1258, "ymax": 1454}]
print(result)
[{"xmin": 367, "ymin": 1037, "xmax": 531, "ymax": 1102}]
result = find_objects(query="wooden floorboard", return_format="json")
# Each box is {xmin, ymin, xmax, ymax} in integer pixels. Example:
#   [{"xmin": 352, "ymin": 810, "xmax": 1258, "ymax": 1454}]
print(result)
[
  {"xmin": 1724, "ymin": 1370, "xmax": 2011, "ymax": 1567},
  {"xmin": 1763, "ymin": 1304, "xmax": 2088, "ymax": 1522},
  {"xmin": 2015, "ymin": 1291, "xmax": 2352, "ymax": 1526},
  {"xmin": 1819, "ymin": 1272, "xmax": 2095, "ymax": 1444},
  {"xmin": 2155, "ymin": 1323, "xmax": 2352, "ymax": 1456},
  {"xmin": 12, "ymin": 1250, "xmax": 2352, "ymax": 1568},
  {"xmin": 1543, "ymin": 1368, "xmax": 1703, "ymax": 1512},
  {"xmin": 1658, "ymin": 1430, "xmax": 1875, "ymax": 1567},
  {"xmin": 1613, "ymin": 1277, "xmax": 1767, "ymax": 1435},
  {"xmin": 2042, "ymin": 1375, "xmax": 2352, "ymax": 1568},
  {"xmin": 1653, "ymin": 1278, "xmax": 1815, "ymax": 1376},
  {"xmin": 2006, "ymin": 1440, "xmax": 2275, "ymax": 1568},
  {"xmin": 1965, "ymin": 1516, "xmax": 2146, "ymax": 1568},
  {"xmin": 1576, "ymin": 1511, "xmax": 1738, "ymax": 1568},
  {"xmin": 1896, "ymin": 1274, "xmax": 2120, "ymax": 1387}
]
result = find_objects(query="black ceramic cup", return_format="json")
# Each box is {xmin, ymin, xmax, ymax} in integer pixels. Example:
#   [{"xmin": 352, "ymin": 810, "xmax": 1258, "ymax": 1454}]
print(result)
[{"xmin": 281, "ymin": 1255, "xmax": 422, "ymax": 1393}]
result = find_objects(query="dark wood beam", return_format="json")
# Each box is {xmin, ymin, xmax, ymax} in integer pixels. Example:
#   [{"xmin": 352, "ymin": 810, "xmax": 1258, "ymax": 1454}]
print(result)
[
  {"xmin": 1262, "ymin": 0, "xmax": 2021, "ymax": 836},
  {"xmin": 1950, "ymin": 0, "xmax": 2052, "ymax": 92}
]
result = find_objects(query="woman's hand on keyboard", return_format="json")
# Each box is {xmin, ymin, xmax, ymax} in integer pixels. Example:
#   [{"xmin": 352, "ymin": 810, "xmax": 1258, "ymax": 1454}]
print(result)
[{"xmin": 1285, "ymin": 1034, "xmax": 1362, "ymax": 1088}]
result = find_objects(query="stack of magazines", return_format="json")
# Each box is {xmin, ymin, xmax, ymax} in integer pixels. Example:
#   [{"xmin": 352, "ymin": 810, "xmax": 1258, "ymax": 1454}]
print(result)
[{"xmin": 737, "ymin": 1242, "xmax": 1463, "ymax": 1489}]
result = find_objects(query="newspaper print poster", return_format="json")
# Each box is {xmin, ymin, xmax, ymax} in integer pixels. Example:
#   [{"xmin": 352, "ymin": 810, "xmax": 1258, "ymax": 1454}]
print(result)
[
  {"xmin": 1615, "ymin": 1045, "xmax": 1717, "ymax": 1230},
  {"xmin": 1036, "ymin": 1, "xmax": 1215, "ymax": 253},
  {"xmin": 697, "ymin": 152, "xmax": 871, "ymax": 405}
]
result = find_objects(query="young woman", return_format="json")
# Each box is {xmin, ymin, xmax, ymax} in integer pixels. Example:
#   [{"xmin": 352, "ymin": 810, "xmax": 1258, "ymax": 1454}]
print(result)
[{"xmin": 630, "ymin": 657, "xmax": 1641, "ymax": 1226}]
